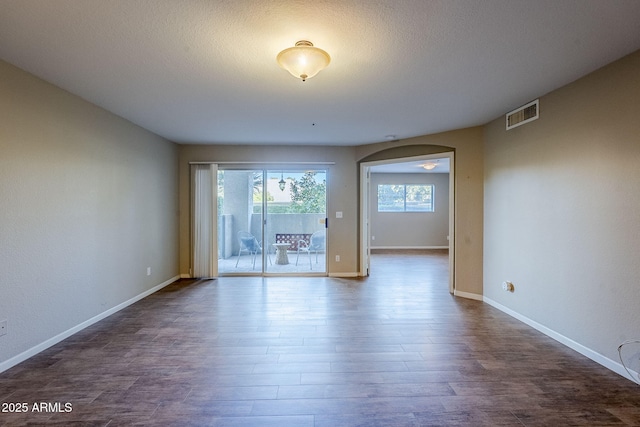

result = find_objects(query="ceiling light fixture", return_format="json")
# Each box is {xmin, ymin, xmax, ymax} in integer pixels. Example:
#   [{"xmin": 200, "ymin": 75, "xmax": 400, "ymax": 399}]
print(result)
[
  {"xmin": 421, "ymin": 161, "xmax": 439, "ymax": 170},
  {"xmin": 278, "ymin": 172, "xmax": 286, "ymax": 191},
  {"xmin": 277, "ymin": 40, "xmax": 330, "ymax": 82}
]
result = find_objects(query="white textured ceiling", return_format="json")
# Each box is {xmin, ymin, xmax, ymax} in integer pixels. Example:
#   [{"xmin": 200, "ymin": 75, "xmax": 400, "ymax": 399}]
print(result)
[{"xmin": 1, "ymin": 0, "xmax": 640, "ymax": 146}]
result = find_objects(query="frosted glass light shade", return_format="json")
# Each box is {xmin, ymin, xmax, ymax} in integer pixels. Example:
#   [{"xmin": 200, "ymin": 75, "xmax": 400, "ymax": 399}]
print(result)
[
  {"xmin": 421, "ymin": 162, "xmax": 438, "ymax": 170},
  {"xmin": 277, "ymin": 41, "xmax": 330, "ymax": 81}
]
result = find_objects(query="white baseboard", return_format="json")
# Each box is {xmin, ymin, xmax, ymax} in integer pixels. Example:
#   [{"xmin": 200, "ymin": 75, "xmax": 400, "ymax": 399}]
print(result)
[
  {"xmin": 484, "ymin": 297, "xmax": 640, "ymax": 384},
  {"xmin": 329, "ymin": 272, "xmax": 359, "ymax": 278},
  {"xmin": 0, "ymin": 275, "xmax": 180, "ymax": 374},
  {"xmin": 371, "ymin": 246, "xmax": 449, "ymax": 250},
  {"xmin": 453, "ymin": 290, "xmax": 483, "ymax": 301},
  {"xmin": 180, "ymin": 273, "xmax": 191, "ymax": 278}
]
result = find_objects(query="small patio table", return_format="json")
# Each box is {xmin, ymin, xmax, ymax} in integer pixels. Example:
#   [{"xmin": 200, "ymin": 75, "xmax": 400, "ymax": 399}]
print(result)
[{"xmin": 272, "ymin": 243, "xmax": 290, "ymax": 265}]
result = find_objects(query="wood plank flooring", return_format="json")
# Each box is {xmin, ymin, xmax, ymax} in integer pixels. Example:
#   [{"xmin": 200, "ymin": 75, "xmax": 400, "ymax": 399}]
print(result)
[{"xmin": 1, "ymin": 250, "xmax": 639, "ymax": 426}]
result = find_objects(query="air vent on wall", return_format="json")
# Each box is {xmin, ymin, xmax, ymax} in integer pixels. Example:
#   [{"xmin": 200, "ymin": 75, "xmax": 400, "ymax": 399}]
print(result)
[{"xmin": 506, "ymin": 99, "xmax": 539, "ymax": 130}]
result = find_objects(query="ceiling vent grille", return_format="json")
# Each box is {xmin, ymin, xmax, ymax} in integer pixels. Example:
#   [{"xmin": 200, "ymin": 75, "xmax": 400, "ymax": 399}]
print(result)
[{"xmin": 506, "ymin": 99, "xmax": 539, "ymax": 130}]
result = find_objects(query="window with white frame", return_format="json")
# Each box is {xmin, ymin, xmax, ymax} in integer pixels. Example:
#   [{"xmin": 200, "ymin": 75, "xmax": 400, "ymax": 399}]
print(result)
[{"xmin": 377, "ymin": 184, "xmax": 434, "ymax": 212}]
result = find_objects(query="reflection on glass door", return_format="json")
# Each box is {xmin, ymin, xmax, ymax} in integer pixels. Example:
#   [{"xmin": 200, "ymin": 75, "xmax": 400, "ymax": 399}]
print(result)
[
  {"xmin": 265, "ymin": 169, "xmax": 326, "ymax": 274},
  {"xmin": 216, "ymin": 168, "xmax": 326, "ymax": 275}
]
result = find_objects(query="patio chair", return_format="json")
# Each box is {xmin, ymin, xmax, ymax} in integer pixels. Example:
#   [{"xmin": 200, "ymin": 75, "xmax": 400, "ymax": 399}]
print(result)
[
  {"xmin": 235, "ymin": 231, "xmax": 271, "ymax": 269},
  {"xmin": 295, "ymin": 229, "xmax": 325, "ymax": 269}
]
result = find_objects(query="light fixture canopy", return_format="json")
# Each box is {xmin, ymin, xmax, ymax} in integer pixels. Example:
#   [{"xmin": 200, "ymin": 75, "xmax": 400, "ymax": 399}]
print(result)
[{"xmin": 277, "ymin": 40, "xmax": 330, "ymax": 82}]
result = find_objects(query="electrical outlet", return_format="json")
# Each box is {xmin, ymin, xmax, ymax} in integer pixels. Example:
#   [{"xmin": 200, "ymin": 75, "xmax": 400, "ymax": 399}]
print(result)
[
  {"xmin": 502, "ymin": 281, "xmax": 514, "ymax": 292},
  {"xmin": 335, "ymin": 255, "xmax": 340, "ymax": 262},
  {"xmin": 147, "ymin": 267, "xmax": 151, "ymax": 276},
  {"xmin": 0, "ymin": 319, "xmax": 7, "ymax": 337}
]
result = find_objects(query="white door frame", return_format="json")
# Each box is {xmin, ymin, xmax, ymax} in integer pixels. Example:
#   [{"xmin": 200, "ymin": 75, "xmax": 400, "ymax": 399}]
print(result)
[{"xmin": 359, "ymin": 152, "xmax": 455, "ymax": 293}]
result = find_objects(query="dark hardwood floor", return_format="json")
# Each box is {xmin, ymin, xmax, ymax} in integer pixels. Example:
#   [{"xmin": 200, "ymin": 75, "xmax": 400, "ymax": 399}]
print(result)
[{"xmin": 1, "ymin": 250, "xmax": 639, "ymax": 426}]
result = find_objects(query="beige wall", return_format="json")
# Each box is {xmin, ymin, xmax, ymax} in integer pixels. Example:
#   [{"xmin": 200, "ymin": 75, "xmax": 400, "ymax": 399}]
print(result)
[
  {"xmin": 0, "ymin": 60, "xmax": 179, "ymax": 368},
  {"xmin": 483, "ymin": 50, "xmax": 640, "ymax": 369},
  {"xmin": 370, "ymin": 172, "xmax": 449, "ymax": 248},
  {"xmin": 179, "ymin": 127, "xmax": 483, "ymax": 294}
]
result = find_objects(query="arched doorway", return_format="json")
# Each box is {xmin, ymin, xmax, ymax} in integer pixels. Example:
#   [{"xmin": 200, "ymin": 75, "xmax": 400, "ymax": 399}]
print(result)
[{"xmin": 358, "ymin": 145, "xmax": 455, "ymax": 293}]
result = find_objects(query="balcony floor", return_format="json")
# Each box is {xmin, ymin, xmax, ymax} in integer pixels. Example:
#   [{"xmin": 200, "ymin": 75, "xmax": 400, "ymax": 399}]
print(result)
[{"xmin": 219, "ymin": 251, "xmax": 326, "ymax": 275}]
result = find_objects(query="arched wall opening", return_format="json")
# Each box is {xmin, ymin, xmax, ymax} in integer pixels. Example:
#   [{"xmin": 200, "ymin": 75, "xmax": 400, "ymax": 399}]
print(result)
[{"xmin": 358, "ymin": 144, "xmax": 455, "ymax": 293}]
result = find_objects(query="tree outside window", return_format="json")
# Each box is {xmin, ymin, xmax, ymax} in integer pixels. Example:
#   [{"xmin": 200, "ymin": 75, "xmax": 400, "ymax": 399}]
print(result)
[
  {"xmin": 378, "ymin": 184, "xmax": 434, "ymax": 212},
  {"xmin": 289, "ymin": 171, "xmax": 326, "ymax": 213}
]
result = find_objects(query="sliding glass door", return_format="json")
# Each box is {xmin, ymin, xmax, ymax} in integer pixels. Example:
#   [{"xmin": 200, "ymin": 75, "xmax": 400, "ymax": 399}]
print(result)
[
  {"xmin": 216, "ymin": 169, "xmax": 264, "ymax": 274},
  {"xmin": 217, "ymin": 168, "xmax": 326, "ymax": 275},
  {"xmin": 264, "ymin": 169, "xmax": 327, "ymax": 274}
]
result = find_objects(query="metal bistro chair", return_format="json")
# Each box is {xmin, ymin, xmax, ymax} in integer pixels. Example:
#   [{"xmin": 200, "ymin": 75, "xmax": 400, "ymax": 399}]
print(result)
[
  {"xmin": 235, "ymin": 231, "xmax": 271, "ymax": 269},
  {"xmin": 295, "ymin": 229, "xmax": 326, "ymax": 269}
]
